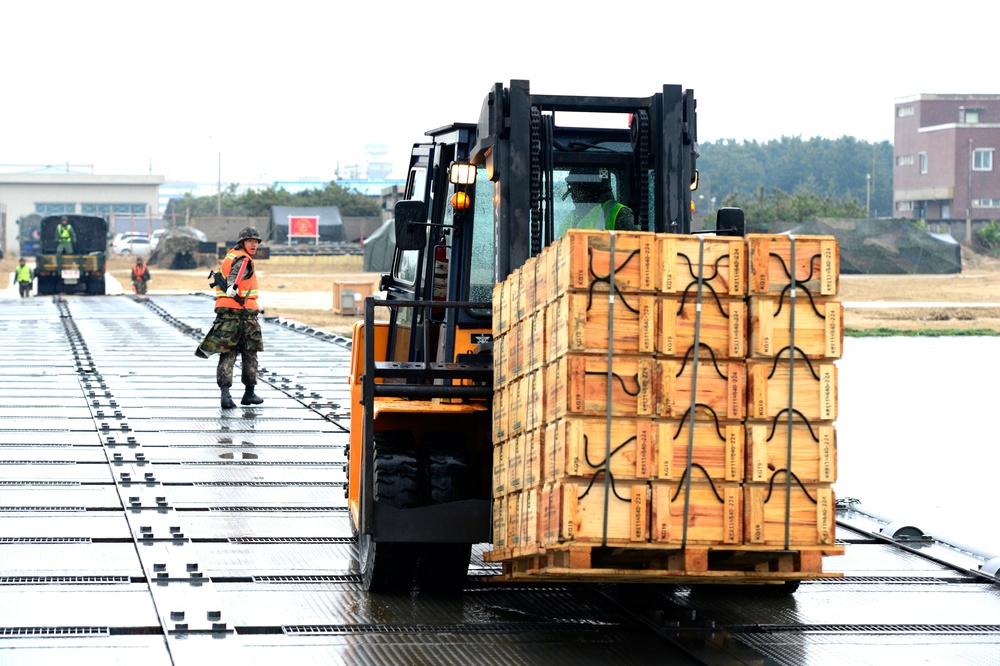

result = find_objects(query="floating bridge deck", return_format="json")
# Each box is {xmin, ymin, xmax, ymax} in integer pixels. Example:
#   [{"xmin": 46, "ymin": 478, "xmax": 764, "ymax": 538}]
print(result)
[{"xmin": 0, "ymin": 293, "xmax": 998, "ymax": 665}]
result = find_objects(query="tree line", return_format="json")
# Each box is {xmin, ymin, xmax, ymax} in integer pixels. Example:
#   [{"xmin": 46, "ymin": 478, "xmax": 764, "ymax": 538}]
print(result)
[
  {"xmin": 696, "ymin": 136, "xmax": 894, "ymax": 228},
  {"xmin": 163, "ymin": 181, "xmax": 382, "ymax": 219}
]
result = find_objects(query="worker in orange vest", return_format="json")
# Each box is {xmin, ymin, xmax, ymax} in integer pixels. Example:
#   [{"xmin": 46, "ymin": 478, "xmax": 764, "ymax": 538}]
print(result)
[
  {"xmin": 194, "ymin": 226, "xmax": 265, "ymax": 409},
  {"xmin": 131, "ymin": 256, "xmax": 151, "ymax": 294}
]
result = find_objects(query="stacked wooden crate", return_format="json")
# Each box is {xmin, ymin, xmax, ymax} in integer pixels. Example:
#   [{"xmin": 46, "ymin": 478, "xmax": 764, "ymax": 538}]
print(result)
[
  {"xmin": 488, "ymin": 230, "xmax": 843, "ymax": 577},
  {"xmin": 744, "ymin": 234, "xmax": 841, "ymax": 550},
  {"xmin": 651, "ymin": 235, "xmax": 747, "ymax": 547}
]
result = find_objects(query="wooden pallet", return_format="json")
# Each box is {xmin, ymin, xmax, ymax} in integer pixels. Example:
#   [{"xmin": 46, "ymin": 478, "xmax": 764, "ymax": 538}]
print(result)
[{"xmin": 484, "ymin": 542, "xmax": 845, "ymax": 583}]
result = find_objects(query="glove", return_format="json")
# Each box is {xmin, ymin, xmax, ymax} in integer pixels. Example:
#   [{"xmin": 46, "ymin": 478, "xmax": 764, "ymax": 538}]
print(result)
[{"xmin": 226, "ymin": 285, "xmax": 239, "ymax": 298}]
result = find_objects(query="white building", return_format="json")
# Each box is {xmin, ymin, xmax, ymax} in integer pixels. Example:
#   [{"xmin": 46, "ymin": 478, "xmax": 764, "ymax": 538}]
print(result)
[{"xmin": 0, "ymin": 169, "xmax": 163, "ymax": 256}]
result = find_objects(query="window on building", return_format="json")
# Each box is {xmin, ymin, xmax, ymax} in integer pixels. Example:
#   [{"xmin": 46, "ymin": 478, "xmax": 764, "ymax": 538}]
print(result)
[
  {"xmin": 972, "ymin": 198, "xmax": 1000, "ymax": 208},
  {"xmin": 919, "ymin": 153, "xmax": 928, "ymax": 174},
  {"xmin": 896, "ymin": 155, "xmax": 914, "ymax": 166},
  {"xmin": 973, "ymin": 148, "xmax": 993, "ymax": 171},
  {"xmin": 965, "ymin": 108, "xmax": 982, "ymax": 124},
  {"xmin": 897, "ymin": 106, "xmax": 914, "ymax": 117},
  {"xmin": 35, "ymin": 203, "xmax": 75, "ymax": 214},
  {"xmin": 896, "ymin": 201, "xmax": 914, "ymax": 212},
  {"xmin": 80, "ymin": 203, "xmax": 147, "ymax": 215}
]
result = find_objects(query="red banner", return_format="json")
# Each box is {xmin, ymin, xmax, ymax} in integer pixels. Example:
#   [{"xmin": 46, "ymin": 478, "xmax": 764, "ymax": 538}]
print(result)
[{"xmin": 289, "ymin": 216, "xmax": 319, "ymax": 237}]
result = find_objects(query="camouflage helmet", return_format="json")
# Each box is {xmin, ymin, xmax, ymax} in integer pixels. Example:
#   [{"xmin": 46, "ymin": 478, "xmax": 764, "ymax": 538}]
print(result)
[{"xmin": 237, "ymin": 226, "xmax": 262, "ymax": 243}]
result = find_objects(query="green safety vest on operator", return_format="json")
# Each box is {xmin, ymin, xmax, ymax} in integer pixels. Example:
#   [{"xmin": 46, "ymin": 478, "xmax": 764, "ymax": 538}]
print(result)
[
  {"xmin": 15, "ymin": 265, "xmax": 32, "ymax": 282},
  {"xmin": 58, "ymin": 225, "xmax": 74, "ymax": 242},
  {"xmin": 559, "ymin": 199, "xmax": 628, "ymax": 237}
]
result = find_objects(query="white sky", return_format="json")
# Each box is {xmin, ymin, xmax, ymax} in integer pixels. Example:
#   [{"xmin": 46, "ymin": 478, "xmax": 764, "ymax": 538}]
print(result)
[{"xmin": 2, "ymin": 0, "xmax": 996, "ymax": 184}]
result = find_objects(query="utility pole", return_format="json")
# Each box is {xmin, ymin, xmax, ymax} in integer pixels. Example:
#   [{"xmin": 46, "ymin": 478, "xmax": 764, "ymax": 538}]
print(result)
[
  {"xmin": 866, "ymin": 173, "xmax": 871, "ymax": 218},
  {"xmin": 217, "ymin": 152, "xmax": 222, "ymax": 218}
]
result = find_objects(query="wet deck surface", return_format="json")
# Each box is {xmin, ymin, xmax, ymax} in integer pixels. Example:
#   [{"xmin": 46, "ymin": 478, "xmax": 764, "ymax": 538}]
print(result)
[{"xmin": 1, "ymin": 293, "xmax": 998, "ymax": 664}]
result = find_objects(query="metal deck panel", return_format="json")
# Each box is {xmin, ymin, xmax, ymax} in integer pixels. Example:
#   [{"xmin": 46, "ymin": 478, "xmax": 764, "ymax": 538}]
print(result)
[
  {"xmin": 147, "ymin": 486, "xmax": 344, "ymax": 507},
  {"xmin": 0, "ymin": 487, "xmax": 125, "ymax": 507},
  {"xmin": 0, "ymin": 448, "xmax": 108, "ymax": 463},
  {"xmin": 0, "ymin": 513, "xmax": 133, "ymax": 538},
  {"xmin": 142, "ymin": 513, "xmax": 350, "ymax": 539},
  {"xmin": 0, "ymin": 434, "xmax": 103, "ymax": 445},
  {"xmin": 184, "ymin": 543, "xmax": 355, "ymax": 576},
  {"xmin": 0, "ymin": 544, "xmax": 143, "ymax": 576},
  {"xmin": 0, "ymin": 464, "xmax": 113, "ymax": 482},
  {"xmin": 140, "ymin": 467, "xmax": 345, "ymax": 484},
  {"xmin": 103, "ymin": 432, "xmax": 343, "ymax": 448},
  {"xmin": 0, "ymin": 639, "xmax": 172, "ymax": 666},
  {"xmin": 0, "ymin": 586, "xmax": 160, "ymax": 627},
  {"xmin": 733, "ymin": 633, "xmax": 1000, "ymax": 666},
  {"xmin": 0, "ymin": 420, "xmax": 97, "ymax": 432},
  {"xmin": 126, "ymin": 447, "xmax": 344, "ymax": 464}
]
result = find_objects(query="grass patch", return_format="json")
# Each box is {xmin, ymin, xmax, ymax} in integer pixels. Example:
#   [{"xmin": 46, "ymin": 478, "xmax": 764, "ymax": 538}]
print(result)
[{"xmin": 846, "ymin": 327, "xmax": 1000, "ymax": 337}]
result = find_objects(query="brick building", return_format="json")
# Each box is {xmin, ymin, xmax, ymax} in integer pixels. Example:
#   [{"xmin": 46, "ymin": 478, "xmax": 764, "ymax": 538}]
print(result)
[{"xmin": 894, "ymin": 94, "xmax": 1000, "ymax": 222}]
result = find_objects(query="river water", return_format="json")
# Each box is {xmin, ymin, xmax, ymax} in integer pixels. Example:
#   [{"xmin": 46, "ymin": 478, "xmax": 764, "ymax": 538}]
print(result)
[{"xmin": 835, "ymin": 336, "xmax": 1000, "ymax": 556}]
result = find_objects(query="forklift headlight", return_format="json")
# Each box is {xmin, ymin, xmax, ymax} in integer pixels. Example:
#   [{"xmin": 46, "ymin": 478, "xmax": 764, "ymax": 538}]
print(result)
[{"xmin": 449, "ymin": 162, "xmax": 477, "ymax": 185}]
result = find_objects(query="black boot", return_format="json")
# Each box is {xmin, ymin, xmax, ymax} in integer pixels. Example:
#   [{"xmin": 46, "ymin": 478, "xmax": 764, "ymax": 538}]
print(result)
[
  {"xmin": 220, "ymin": 387, "xmax": 236, "ymax": 409},
  {"xmin": 241, "ymin": 386, "xmax": 264, "ymax": 406}
]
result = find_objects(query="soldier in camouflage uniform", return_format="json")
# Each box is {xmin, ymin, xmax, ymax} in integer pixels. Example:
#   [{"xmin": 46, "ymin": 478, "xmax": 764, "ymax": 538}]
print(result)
[{"xmin": 195, "ymin": 226, "xmax": 265, "ymax": 409}]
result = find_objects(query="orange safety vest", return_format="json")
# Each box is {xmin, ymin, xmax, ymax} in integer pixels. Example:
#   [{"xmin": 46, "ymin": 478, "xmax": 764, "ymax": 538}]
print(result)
[
  {"xmin": 214, "ymin": 247, "xmax": 259, "ymax": 310},
  {"xmin": 132, "ymin": 264, "xmax": 148, "ymax": 279}
]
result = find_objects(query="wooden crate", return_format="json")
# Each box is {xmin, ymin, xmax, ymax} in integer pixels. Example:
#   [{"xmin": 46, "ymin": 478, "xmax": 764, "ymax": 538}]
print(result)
[
  {"xmin": 492, "ymin": 497, "xmax": 508, "ymax": 550},
  {"xmin": 547, "ymin": 353, "xmax": 656, "ymax": 420},
  {"xmin": 519, "ymin": 256, "xmax": 538, "ymax": 320},
  {"xmin": 749, "ymin": 295, "xmax": 843, "ymax": 360},
  {"xmin": 545, "ymin": 416, "xmax": 655, "ymax": 483},
  {"xmin": 651, "ymin": 480, "xmax": 742, "ymax": 546},
  {"xmin": 656, "ymin": 358, "xmax": 746, "ymax": 421},
  {"xmin": 541, "ymin": 481, "xmax": 650, "ymax": 546},
  {"xmin": 746, "ymin": 359, "xmax": 837, "ymax": 422},
  {"xmin": 506, "ymin": 320, "xmax": 524, "ymax": 382},
  {"xmin": 656, "ymin": 418, "xmax": 744, "ymax": 482},
  {"xmin": 659, "ymin": 235, "xmax": 747, "ymax": 297},
  {"xmin": 492, "ymin": 442, "xmax": 507, "ymax": 498},
  {"xmin": 744, "ymin": 482, "xmax": 836, "ymax": 547},
  {"xmin": 511, "ymin": 266, "xmax": 527, "ymax": 323},
  {"xmin": 332, "ymin": 280, "xmax": 375, "ymax": 315},
  {"xmin": 746, "ymin": 421, "xmax": 837, "ymax": 484},
  {"xmin": 492, "ymin": 281, "xmax": 507, "ymax": 337},
  {"xmin": 507, "ymin": 428, "xmax": 543, "ymax": 493},
  {"xmin": 507, "ymin": 487, "xmax": 541, "ymax": 552},
  {"xmin": 492, "ymin": 384, "xmax": 508, "ymax": 444},
  {"xmin": 657, "ymin": 295, "xmax": 746, "ymax": 359},
  {"xmin": 526, "ymin": 311, "xmax": 546, "ymax": 373},
  {"xmin": 508, "ymin": 377, "xmax": 525, "ymax": 437},
  {"xmin": 551, "ymin": 230, "xmax": 659, "ymax": 296},
  {"xmin": 548, "ymin": 292, "xmax": 656, "ymax": 357},
  {"xmin": 747, "ymin": 234, "xmax": 839, "ymax": 296},
  {"xmin": 494, "ymin": 333, "xmax": 508, "ymax": 388}
]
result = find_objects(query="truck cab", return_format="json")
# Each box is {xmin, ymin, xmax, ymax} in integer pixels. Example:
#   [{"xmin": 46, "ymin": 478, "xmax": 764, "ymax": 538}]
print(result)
[{"xmin": 35, "ymin": 214, "xmax": 109, "ymax": 295}]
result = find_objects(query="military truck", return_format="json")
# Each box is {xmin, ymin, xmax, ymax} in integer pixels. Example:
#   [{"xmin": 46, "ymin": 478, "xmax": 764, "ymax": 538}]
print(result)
[{"xmin": 35, "ymin": 215, "xmax": 109, "ymax": 295}]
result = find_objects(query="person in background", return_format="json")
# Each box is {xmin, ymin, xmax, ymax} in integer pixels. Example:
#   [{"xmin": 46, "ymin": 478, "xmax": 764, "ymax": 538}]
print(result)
[
  {"xmin": 14, "ymin": 257, "xmax": 33, "ymax": 298},
  {"xmin": 194, "ymin": 226, "xmax": 265, "ymax": 409},
  {"xmin": 131, "ymin": 256, "xmax": 151, "ymax": 294},
  {"xmin": 55, "ymin": 216, "xmax": 76, "ymax": 254}
]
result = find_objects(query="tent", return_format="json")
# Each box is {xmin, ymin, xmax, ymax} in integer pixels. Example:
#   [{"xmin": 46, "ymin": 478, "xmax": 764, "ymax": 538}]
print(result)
[
  {"xmin": 787, "ymin": 218, "xmax": 962, "ymax": 274},
  {"xmin": 363, "ymin": 218, "xmax": 395, "ymax": 272}
]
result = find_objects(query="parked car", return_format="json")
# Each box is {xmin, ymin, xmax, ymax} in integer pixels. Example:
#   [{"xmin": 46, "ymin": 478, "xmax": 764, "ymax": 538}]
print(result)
[
  {"xmin": 112, "ymin": 233, "xmax": 151, "ymax": 256},
  {"xmin": 150, "ymin": 229, "xmax": 167, "ymax": 251}
]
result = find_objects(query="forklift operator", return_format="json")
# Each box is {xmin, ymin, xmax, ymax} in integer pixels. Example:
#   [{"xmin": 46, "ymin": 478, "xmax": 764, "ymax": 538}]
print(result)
[{"xmin": 556, "ymin": 167, "xmax": 636, "ymax": 238}]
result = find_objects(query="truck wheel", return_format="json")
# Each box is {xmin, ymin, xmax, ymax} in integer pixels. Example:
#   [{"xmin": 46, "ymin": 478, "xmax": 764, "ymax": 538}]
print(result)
[
  {"xmin": 359, "ymin": 431, "xmax": 421, "ymax": 592},
  {"xmin": 417, "ymin": 433, "xmax": 472, "ymax": 591}
]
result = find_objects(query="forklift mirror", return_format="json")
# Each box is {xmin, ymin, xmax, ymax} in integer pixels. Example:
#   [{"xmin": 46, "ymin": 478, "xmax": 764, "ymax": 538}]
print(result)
[
  {"xmin": 715, "ymin": 207, "xmax": 746, "ymax": 237},
  {"xmin": 394, "ymin": 200, "xmax": 427, "ymax": 251}
]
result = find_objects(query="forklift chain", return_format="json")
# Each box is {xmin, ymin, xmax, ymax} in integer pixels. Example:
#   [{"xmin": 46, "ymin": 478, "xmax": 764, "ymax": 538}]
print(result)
[
  {"xmin": 529, "ymin": 106, "xmax": 542, "ymax": 255},
  {"xmin": 636, "ymin": 110, "xmax": 650, "ymax": 231}
]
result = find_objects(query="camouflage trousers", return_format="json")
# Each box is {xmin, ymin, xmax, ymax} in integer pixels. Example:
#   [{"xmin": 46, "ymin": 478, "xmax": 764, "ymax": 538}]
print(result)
[{"xmin": 194, "ymin": 309, "xmax": 264, "ymax": 388}]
